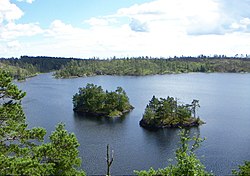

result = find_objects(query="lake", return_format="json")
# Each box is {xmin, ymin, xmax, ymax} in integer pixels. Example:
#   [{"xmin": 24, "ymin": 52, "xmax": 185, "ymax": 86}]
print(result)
[{"xmin": 17, "ymin": 73, "xmax": 250, "ymax": 175}]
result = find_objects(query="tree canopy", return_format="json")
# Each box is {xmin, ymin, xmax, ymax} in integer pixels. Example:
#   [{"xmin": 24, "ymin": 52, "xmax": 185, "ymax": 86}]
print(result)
[
  {"xmin": 232, "ymin": 161, "xmax": 250, "ymax": 176},
  {"xmin": 140, "ymin": 96, "xmax": 204, "ymax": 129},
  {"xmin": 73, "ymin": 83, "xmax": 133, "ymax": 118},
  {"xmin": 54, "ymin": 57, "xmax": 250, "ymax": 78},
  {"xmin": 0, "ymin": 70, "xmax": 84, "ymax": 175},
  {"xmin": 1, "ymin": 56, "xmax": 250, "ymax": 80}
]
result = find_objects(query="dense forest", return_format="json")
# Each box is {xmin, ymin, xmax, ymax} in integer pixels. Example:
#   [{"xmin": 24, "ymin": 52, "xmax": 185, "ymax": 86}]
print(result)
[
  {"xmin": 0, "ymin": 56, "xmax": 76, "ymax": 80},
  {"xmin": 0, "ymin": 62, "xmax": 37, "ymax": 80},
  {"xmin": 73, "ymin": 84, "xmax": 134, "ymax": 118},
  {"xmin": 1, "ymin": 55, "xmax": 250, "ymax": 80},
  {"xmin": 54, "ymin": 57, "xmax": 250, "ymax": 78},
  {"xmin": 140, "ymin": 96, "xmax": 203, "ymax": 129}
]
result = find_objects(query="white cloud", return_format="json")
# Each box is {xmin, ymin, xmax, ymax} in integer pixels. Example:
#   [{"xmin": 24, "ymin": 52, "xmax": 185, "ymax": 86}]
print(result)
[
  {"xmin": 85, "ymin": 17, "xmax": 110, "ymax": 26},
  {"xmin": 45, "ymin": 0, "xmax": 250, "ymax": 57},
  {"xmin": 0, "ymin": 40, "xmax": 22, "ymax": 56},
  {"xmin": 0, "ymin": 0, "xmax": 44, "ymax": 58},
  {"xmin": 1, "ymin": 0, "xmax": 250, "ymax": 58},
  {"xmin": 230, "ymin": 18, "xmax": 250, "ymax": 32},
  {"xmin": 0, "ymin": 22, "xmax": 43, "ymax": 40},
  {"xmin": 46, "ymin": 19, "xmax": 93, "ymax": 43},
  {"xmin": 7, "ymin": 40, "xmax": 21, "ymax": 48},
  {"xmin": 17, "ymin": 0, "xmax": 35, "ymax": 4},
  {"xmin": 115, "ymin": 0, "xmax": 250, "ymax": 35},
  {"xmin": 0, "ymin": 0, "xmax": 23, "ymax": 22},
  {"xmin": 0, "ymin": 0, "xmax": 43, "ymax": 41},
  {"xmin": 115, "ymin": 0, "xmax": 225, "ymax": 35}
]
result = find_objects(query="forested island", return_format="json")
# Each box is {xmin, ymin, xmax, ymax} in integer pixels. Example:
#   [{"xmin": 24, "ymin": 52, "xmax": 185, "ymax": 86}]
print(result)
[
  {"xmin": 73, "ymin": 84, "xmax": 133, "ymax": 118},
  {"xmin": 1, "ymin": 55, "xmax": 250, "ymax": 80},
  {"xmin": 54, "ymin": 56, "xmax": 250, "ymax": 78},
  {"xmin": 140, "ymin": 96, "xmax": 204, "ymax": 130}
]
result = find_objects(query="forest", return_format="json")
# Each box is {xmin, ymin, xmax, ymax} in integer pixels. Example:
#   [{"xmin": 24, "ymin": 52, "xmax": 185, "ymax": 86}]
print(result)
[
  {"xmin": 0, "ymin": 56, "xmax": 76, "ymax": 80},
  {"xmin": 54, "ymin": 56, "xmax": 250, "ymax": 78},
  {"xmin": 73, "ymin": 83, "xmax": 134, "ymax": 118},
  {"xmin": 140, "ymin": 96, "xmax": 203, "ymax": 129},
  {"xmin": 1, "ymin": 55, "xmax": 250, "ymax": 80}
]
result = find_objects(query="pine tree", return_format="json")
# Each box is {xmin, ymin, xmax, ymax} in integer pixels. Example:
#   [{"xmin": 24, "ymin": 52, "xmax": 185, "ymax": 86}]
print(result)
[{"xmin": 0, "ymin": 70, "xmax": 84, "ymax": 175}]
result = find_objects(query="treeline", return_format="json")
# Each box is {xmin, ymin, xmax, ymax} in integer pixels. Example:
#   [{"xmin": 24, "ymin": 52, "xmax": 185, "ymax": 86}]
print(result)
[
  {"xmin": 0, "ymin": 56, "xmax": 77, "ymax": 79},
  {"xmin": 0, "ymin": 62, "xmax": 37, "ymax": 80},
  {"xmin": 54, "ymin": 57, "xmax": 250, "ymax": 78},
  {"xmin": 1, "ymin": 55, "xmax": 250, "ymax": 79}
]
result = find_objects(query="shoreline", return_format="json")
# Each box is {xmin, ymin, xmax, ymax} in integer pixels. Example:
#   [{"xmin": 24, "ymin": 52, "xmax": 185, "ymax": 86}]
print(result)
[{"xmin": 139, "ymin": 118, "xmax": 205, "ymax": 130}]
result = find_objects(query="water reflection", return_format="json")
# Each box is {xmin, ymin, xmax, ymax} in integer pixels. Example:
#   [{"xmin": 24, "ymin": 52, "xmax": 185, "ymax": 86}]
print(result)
[{"xmin": 73, "ymin": 112, "xmax": 127, "ymax": 124}]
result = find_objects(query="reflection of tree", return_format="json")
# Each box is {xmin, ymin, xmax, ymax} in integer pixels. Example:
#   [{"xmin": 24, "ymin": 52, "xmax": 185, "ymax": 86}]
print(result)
[{"xmin": 73, "ymin": 111, "xmax": 127, "ymax": 125}]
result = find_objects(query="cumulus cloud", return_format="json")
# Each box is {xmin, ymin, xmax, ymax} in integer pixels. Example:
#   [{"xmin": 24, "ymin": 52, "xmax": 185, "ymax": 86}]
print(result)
[
  {"xmin": 0, "ymin": 0, "xmax": 23, "ymax": 22},
  {"xmin": 114, "ymin": 0, "xmax": 250, "ymax": 35},
  {"xmin": 45, "ymin": 19, "xmax": 92, "ymax": 42},
  {"xmin": 1, "ymin": 0, "xmax": 250, "ymax": 58},
  {"xmin": 0, "ymin": 0, "xmax": 44, "ymax": 58},
  {"xmin": 0, "ymin": 22, "xmax": 43, "ymax": 40},
  {"xmin": 48, "ymin": 20, "xmax": 79, "ymax": 36},
  {"xmin": 0, "ymin": 0, "xmax": 43, "ymax": 41},
  {"xmin": 42, "ymin": 0, "xmax": 250, "ymax": 57},
  {"xmin": 114, "ymin": 0, "xmax": 224, "ymax": 35},
  {"xmin": 230, "ymin": 18, "xmax": 250, "ymax": 32}
]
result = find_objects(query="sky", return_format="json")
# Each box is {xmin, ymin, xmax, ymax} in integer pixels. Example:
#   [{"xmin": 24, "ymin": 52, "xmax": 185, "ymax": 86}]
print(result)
[{"xmin": 1, "ymin": 0, "xmax": 250, "ymax": 58}]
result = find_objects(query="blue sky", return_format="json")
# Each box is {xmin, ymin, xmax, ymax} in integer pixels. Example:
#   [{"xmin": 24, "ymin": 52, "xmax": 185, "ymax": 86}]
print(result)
[
  {"xmin": 13, "ymin": 0, "xmax": 152, "ymax": 28},
  {"xmin": 1, "ymin": 0, "xmax": 250, "ymax": 58}
]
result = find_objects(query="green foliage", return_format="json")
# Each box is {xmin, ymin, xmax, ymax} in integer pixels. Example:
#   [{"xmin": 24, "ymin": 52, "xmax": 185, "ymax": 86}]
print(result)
[
  {"xmin": 0, "ymin": 56, "xmax": 76, "ymax": 80},
  {"xmin": 135, "ymin": 129, "xmax": 213, "ymax": 176},
  {"xmin": 2, "ymin": 56, "xmax": 250, "ymax": 79},
  {"xmin": 54, "ymin": 57, "xmax": 250, "ymax": 78},
  {"xmin": 232, "ymin": 161, "xmax": 250, "ymax": 176},
  {"xmin": 73, "ymin": 83, "xmax": 133, "ymax": 117},
  {"xmin": 34, "ymin": 123, "xmax": 84, "ymax": 175},
  {"xmin": 0, "ymin": 70, "xmax": 84, "ymax": 175},
  {"xmin": 140, "ymin": 96, "xmax": 203, "ymax": 129},
  {"xmin": 0, "ymin": 61, "xmax": 38, "ymax": 80}
]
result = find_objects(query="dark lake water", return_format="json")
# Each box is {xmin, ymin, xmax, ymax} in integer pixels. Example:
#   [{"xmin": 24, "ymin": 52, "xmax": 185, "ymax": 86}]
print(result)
[{"xmin": 17, "ymin": 73, "xmax": 250, "ymax": 175}]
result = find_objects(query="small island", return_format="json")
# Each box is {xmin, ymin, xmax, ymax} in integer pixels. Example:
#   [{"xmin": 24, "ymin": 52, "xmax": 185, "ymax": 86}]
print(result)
[
  {"xmin": 140, "ymin": 96, "xmax": 204, "ymax": 130},
  {"xmin": 73, "ymin": 83, "xmax": 134, "ymax": 118}
]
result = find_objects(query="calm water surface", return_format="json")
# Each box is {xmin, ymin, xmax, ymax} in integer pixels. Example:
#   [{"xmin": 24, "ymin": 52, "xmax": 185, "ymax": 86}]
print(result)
[{"xmin": 17, "ymin": 73, "xmax": 250, "ymax": 175}]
